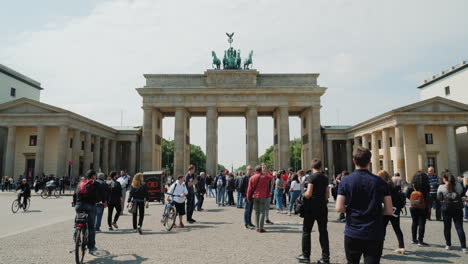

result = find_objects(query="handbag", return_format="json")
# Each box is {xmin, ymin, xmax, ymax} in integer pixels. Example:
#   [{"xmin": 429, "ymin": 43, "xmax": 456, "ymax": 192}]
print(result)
[
  {"xmin": 128, "ymin": 202, "xmax": 137, "ymax": 214},
  {"xmin": 294, "ymin": 194, "xmax": 305, "ymax": 217}
]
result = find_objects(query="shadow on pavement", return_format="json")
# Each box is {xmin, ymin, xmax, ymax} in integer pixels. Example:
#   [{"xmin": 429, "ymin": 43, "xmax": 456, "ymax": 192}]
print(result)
[
  {"xmin": 24, "ymin": 210, "xmax": 42, "ymax": 213},
  {"xmin": 205, "ymin": 209, "xmax": 224, "ymax": 212},
  {"xmin": 88, "ymin": 252, "xmax": 149, "ymax": 264},
  {"xmin": 264, "ymin": 225, "xmax": 302, "ymax": 234},
  {"xmin": 383, "ymin": 252, "xmax": 456, "ymax": 263}
]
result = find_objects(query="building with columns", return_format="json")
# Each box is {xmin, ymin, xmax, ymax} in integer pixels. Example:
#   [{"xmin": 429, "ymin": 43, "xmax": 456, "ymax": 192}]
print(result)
[
  {"xmin": 137, "ymin": 70, "xmax": 325, "ymax": 177},
  {"xmin": 0, "ymin": 98, "xmax": 139, "ymax": 181},
  {"xmin": 323, "ymin": 96, "xmax": 468, "ymax": 182}
]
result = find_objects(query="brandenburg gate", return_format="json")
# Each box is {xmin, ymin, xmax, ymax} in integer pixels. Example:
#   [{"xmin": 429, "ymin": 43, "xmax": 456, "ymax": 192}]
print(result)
[{"xmin": 137, "ymin": 34, "xmax": 326, "ymax": 176}]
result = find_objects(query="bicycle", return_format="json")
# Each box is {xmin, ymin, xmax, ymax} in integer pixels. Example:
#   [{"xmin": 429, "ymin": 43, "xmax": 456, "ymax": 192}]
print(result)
[
  {"xmin": 161, "ymin": 193, "xmax": 178, "ymax": 231},
  {"xmin": 11, "ymin": 192, "xmax": 30, "ymax": 213},
  {"xmin": 41, "ymin": 187, "xmax": 60, "ymax": 199},
  {"xmin": 72, "ymin": 212, "xmax": 89, "ymax": 264}
]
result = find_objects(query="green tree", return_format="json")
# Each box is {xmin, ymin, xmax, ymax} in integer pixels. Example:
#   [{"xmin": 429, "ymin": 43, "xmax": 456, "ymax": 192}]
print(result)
[{"xmin": 259, "ymin": 145, "xmax": 274, "ymax": 169}]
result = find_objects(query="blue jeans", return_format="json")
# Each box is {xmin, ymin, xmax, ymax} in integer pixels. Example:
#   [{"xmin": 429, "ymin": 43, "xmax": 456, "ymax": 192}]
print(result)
[
  {"xmin": 75, "ymin": 203, "xmax": 96, "ymax": 249},
  {"xmin": 289, "ymin": 190, "xmax": 301, "ymax": 212},
  {"xmin": 237, "ymin": 192, "xmax": 244, "ymax": 208},
  {"xmin": 216, "ymin": 186, "xmax": 225, "ymax": 205},
  {"xmin": 195, "ymin": 193, "xmax": 204, "ymax": 210},
  {"xmin": 95, "ymin": 204, "xmax": 104, "ymax": 231},
  {"xmin": 244, "ymin": 199, "xmax": 254, "ymax": 225},
  {"xmin": 208, "ymin": 187, "xmax": 214, "ymax": 197},
  {"xmin": 275, "ymin": 189, "xmax": 284, "ymax": 210}
]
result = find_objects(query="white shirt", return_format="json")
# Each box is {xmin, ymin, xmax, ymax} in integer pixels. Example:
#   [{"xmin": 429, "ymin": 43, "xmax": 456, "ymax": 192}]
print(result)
[
  {"xmin": 168, "ymin": 182, "xmax": 188, "ymax": 203},
  {"xmin": 291, "ymin": 181, "xmax": 301, "ymax": 191},
  {"xmin": 117, "ymin": 175, "xmax": 129, "ymax": 189}
]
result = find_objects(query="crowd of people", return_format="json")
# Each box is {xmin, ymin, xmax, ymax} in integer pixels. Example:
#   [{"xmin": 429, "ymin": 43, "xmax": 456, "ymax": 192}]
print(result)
[{"xmin": 49, "ymin": 145, "xmax": 468, "ymax": 263}]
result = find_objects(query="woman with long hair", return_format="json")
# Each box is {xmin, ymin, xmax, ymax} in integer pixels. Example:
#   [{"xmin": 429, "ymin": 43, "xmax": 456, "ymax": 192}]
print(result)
[
  {"xmin": 377, "ymin": 170, "xmax": 405, "ymax": 254},
  {"xmin": 406, "ymin": 171, "xmax": 430, "ymax": 246},
  {"xmin": 437, "ymin": 171, "xmax": 466, "ymax": 253},
  {"xmin": 127, "ymin": 173, "xmax": 148, "ymax": 234},
  {"xmin": 287, "ymin": 173, "xmax": 301, "ymax": 216}
]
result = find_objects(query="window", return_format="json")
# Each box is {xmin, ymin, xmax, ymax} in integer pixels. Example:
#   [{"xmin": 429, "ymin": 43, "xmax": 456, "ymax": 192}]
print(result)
[
  {"xmin": 29, "ymin": 135, "xmax": 37, "ymax": 146},
  {"xmin": 378, "ymin": 140, "xmax": 382, "ymax": 149},
  {"xmin": 91, "ymin": 143, "xmax": 94, "ymax": 152},
  {"xmin": 368, "ymin": 142, "xmax": 372, "ymax": 150},
  {"xmin": 81, "ymin": 141, "xmax": 85, "ymax": 150},
  {"xmin": 389, "ymin": 137, "xmax": 393, "ymax": 147},
  {"xmin": 425, "ymin": 133, "xmax": 434, "ymax": 144},
  {"xmin": 445, "ymin": 86, "xmax": 450, "ymax": 96},
  {"xmin": 70, "ymin": 139, "xmax": 73, "ymax": 148},
  {"xmin": 10, "ymin": 88, "xmax": 16, "ymax": 97}
]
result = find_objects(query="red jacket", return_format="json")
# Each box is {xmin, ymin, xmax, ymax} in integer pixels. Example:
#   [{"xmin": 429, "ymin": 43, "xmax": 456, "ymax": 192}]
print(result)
[{"xmin": 247, "ymin": 172, "xmax": 273, "ymax": 201}]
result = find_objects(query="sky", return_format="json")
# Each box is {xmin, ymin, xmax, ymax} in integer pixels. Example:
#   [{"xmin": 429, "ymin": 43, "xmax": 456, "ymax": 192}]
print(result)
[{"xmin": 1, "ymin": 0, "xmax": 468, "ymax": 169}]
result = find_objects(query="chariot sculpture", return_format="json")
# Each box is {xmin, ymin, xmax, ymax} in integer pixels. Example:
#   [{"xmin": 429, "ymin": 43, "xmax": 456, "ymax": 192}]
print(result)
[{"xmin": 211, "ymin": 32, "xmax": 253, "ymax": 70}]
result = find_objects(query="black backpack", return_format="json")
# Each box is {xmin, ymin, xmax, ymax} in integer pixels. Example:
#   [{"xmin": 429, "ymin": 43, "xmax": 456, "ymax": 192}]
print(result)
[
  {"xmin": 443, "ymin": 191, "xmax": 463, "ymax": 210},
  {"xmin": 294, "ymin": 194, "xmax": 305, "ymax": 217}
]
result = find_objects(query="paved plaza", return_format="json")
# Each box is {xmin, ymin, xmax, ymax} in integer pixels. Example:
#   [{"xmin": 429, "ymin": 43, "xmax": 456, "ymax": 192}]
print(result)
[{"xmin": 0, "ymin": 191, "xmax": 467, "ymax": 264}]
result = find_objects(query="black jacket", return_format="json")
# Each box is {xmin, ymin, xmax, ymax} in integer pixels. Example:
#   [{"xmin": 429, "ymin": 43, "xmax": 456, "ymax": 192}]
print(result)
[
  {"xmin": 106, "ymin": 179, "xmax": 122, "ymax": 205},
  {"xmin": 16, "ymin": 183, "xmax": 31, "ymax": 197},
  {"xmin": 240, "ymin": 175, "xmax": 250, "ymax": 195},
  {"xmin": 196, "ymin": 176, "xmax": 206, "ymax": 194},
  {"xmin": 128, "ymin": 185, "xmax": 149, "ymax": 202},
  {"xmin": 73, "ymin": 179, "xmax": 100, "ymax": 205}
]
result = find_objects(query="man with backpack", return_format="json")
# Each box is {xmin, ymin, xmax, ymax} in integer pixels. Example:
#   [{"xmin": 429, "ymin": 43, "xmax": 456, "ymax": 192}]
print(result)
[
  {"xmin": 72, "ymin": 170, "xmax": 101, "ymax": 253},
  {"xmin": 335, "ymin": 147, "xmax": 393, "ymax": 264},
  {"xmin": 226, "ymin": 174, "xmax": 236, "ymax": 206},
  {"xmin": 215, "ymin": 171, "xmax": 227, "ymax": 206},
  {"xmin": 235, "ymin": 173, "xmax": 244, "ymax": 208},
  {"xmin": 94, "ymin": 173, "xmax": 109, "ymax": 232},
  {"xmin": 117, "ymin": 171, "xmax": 130, "ymax": 215},
  {"xmin": 195, "ymin": 172, "xmax": 206, "ymax": 211},
  {"xmin": 428, "ymin": 167, "xmax": 442, "ymax": 221}
]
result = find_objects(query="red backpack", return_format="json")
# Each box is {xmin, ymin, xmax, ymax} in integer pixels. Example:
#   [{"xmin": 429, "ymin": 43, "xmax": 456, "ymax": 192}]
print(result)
[
  {"xmin": 410, "ymin": 190, "xmax": 426, "ymax": 209},
  {"xmin": 77, "ymin": 179, "xmax": 94, "ymax": 198}
]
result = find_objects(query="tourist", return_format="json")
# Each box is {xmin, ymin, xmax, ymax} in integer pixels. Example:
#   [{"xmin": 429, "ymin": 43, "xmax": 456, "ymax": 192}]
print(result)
[
  {"xmin": 377, "ymin": 170, "xmax": 406, "ymax": 255},
  {"xmin": 336, "ymin": 147, "xmax": 393, "ymax": 264},
  {"xmin": 235, "ymin": 172, "xmax": 245, "ymax": 208},
  {"xmin": 117, "ymin": 170, "xmax": 130, "ymax": 215},
  {"xmin": 195, "ymin": 172, "xmax": 206, "ymax": 211},
  {"xmin": 185, "ymin": 165, "xmax": 198, "ymax": 223},
  {"xmin": 59, "ymin": 176, "xmax": 66, "ymax": 195},
  {"xmin": 206, "ymin": 174, "xmax": 214, "ymax": 198},
  {"xmin": 215, "ymin": 170, "xmax": 226, "ymax": 206},
  {"xmin": 242, "ymin": 165, "xmax": 255, "ymax": 229},
  {"xmin": 127, "ymin": 173, "xmax": 149, "ymax": 234},
  {"xmin": 281, "ymin": 170, "xmax": 289, "ymax": 208},
  {"xmin": 288, "ymin": 174, "xmax": 301, "ymax": 216},
  {"xmin": 336, "ymin": 171, "xmax": 349, "ymax": 222},
  {"xmin": 106, "ymin": 171, "xmax": 122, "ymax": 231},
  {"xmin": 298, "ymin": 170, "xmax": 306, "ymax": 193},
  {"xmin": 264, "ymin": 170, "xmax": 274, "ymax": 225},
  {"xmin": 428, "ymin": 167, "xmax": 442, "ymax": 221},
  {"xmin": 16, "ymin": 178, "xmax": 31, "ymax": 209},
  {"xmin": 437, "ymin": 171, "xmax": 467, "ymax": 253},
  {"xmin": 297, "ymin": 159, "xmax": 330, "ymax": 264},
  {"xmin": 94, "ymin": 173, "xmax": 109, "ymax": 232},
  {"xmin": 246, "ymin": 164, "xmax": 273, "ymax": 233},
  {"xmin": 274, "ymin": 172, "xmax": 285, "ymax": 213},
  {"xmin": 1, "ymin": 176, "xmax": 5, "ymax": 192},
  {"xmin": 407, "ymin": 171, "xmax": 430, "ymax": 246},
  {"xmin": 226, "ymin": 173, "xmax": 236, "ymax": 206},
  {"xmin": 392, "ymin": 172, "xmax": 403, "ymax": 190},
  {"xmin": 72, "ymin": 170, "xmax": 100, "ymax": 253},
  {"xmin": 167, "ymin": 175, "xmax": 189, "ymax": 227}
]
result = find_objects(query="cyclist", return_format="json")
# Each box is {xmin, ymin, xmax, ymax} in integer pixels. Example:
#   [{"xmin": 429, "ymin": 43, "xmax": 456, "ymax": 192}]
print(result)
[
  {"xmin": 167, "ymin": 175, "xmax": 188, "ymax": 227},
  {"xmin": 16, "ymin": 178, "xmax": 31, "ymax": 208},
  {"xmin": 72, "ymin": 170, "xmax": 100, "ymax": 253},
  {"xmin": 45, "ymin": 177, "xmax": 56, "ymax": 194}
]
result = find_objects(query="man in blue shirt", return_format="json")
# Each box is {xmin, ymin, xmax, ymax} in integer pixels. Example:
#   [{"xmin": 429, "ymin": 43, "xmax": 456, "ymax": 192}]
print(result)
[
  {"xmin": 427, "ymin": 167, "xmax": 441, "ymax": 221},
  {"xmin": 336, "ymin": 147, "xmax": 393, "ymax": 264}
]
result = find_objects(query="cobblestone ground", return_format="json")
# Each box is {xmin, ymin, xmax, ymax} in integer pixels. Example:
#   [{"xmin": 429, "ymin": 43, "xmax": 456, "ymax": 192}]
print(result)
[{"xmin": 0, "ymin": 192, "xmax": 467, "ymax": 264}]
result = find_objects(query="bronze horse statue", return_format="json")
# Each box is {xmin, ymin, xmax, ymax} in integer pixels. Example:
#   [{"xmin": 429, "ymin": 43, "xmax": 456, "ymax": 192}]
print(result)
[
  {"xmin": 212, "ymin": 51, "xmax": 221, "ymax": 69},
  {"xmin": 243, "ymin": 50, "xmax": 253, "ymax": 70}
]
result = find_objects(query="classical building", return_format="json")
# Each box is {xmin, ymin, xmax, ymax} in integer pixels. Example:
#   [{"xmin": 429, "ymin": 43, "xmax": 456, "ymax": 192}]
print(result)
[
  {"xmin": 0, "ymin": 64, "xmax": 42, "ymax": 104},
  {"xmin": 137, "ymin": 70, "xmax": 325, "ymax": 176},
  {"xmin": 324, "ymin": 97, "xmax": 468, "ymax": 182},
  {"xmin": 0, "ymin": 98, "xmax": 139, "ymax": 181}
]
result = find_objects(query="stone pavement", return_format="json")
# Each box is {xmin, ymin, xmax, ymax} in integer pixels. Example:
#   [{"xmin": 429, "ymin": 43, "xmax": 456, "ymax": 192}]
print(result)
[{"xmin": 0, "ymin": 192, "xmax": 467, "ymax": 264}]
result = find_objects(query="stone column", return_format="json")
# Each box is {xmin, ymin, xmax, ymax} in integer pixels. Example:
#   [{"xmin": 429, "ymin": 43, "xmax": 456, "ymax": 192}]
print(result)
[
  {"xmin": 327, "ymin": 139, "xmax": 334, "ymax": 176},
  {"xmin": 152, "ymin": 109, "xmax": 163, "ymax": 171},
  {"xmin": 277, "ymin": 106, "xmax": 290, "ymax": 170},
  {"xmin": 141, "ymin": 107, "xmax": 153, "ymax": 172},
  {"xmin": 83, "ymin": 133, "xmax": 92, "ymax": 172},
  {"xmin": 416, "ymin": 125, "xmax": 427, "ymax": 170},
  {"xmin": 394, "ymin": 125, "xmax": 406, "ymax": 181},
  {"xmin": 71, "ymin": 129, "xmax": 81, "ymax": 179},
  {"xmin": 102, "ymin": 138, "xmax": 109, "ymax": 174},
  {"xmin": 346, "ymin": 139, "xmax": 353, "ymax": 172},
  {"xmin": 129, "ymin": 140, "xmax": 137, "ymax": 175},
  {"xmin": 93, "ymin": 136, "xmax": 101, "ymax": 172},
  {"xmin": 110, "ymin": 140, "xmax": 116, "ymax": 171},
  {"xmin": 273, "ymin": 115, "xmax": 279, "ymax": 170},
  {"xmin": 362, "ymin": 134, "xmax": 369, "ymax": 149},
  {"xmin": 174, "ymin": 108, "xmax": 189, "ymax": 177},
  {"xmin": 246, "ymin": 107, "xmax": 259, "ymax": 167},
  {"xmin": 371, "ymin": 132, "xmax": 379, "ymax": 174},
  {"xmin": 354, "ymin": 137, "xmax": 360, "ymax": 149},
  {"xmin": 206, "ymin": 106, "xmax": 218, "ymax": 176},
  {"xmin": 382, "ymin": 128, "xmax": 391, "ymax": 173},
  {"xmin": 310, "ymin": 106, "xmax": 322, "ymax": 160},
  {"xmin": 34, "ymin": 126, "xmax": 46, "ymax": 176},
  {"xmin": 56, "ymin": 126, "xmax": 69, "ymax": 177},
  {"xmin": 4, "ymin": 126, "xmax": 16, "ymax": 178},
  {"xmin": 446, "ymin": 125, "xmax": 459, "ymax": 176}
]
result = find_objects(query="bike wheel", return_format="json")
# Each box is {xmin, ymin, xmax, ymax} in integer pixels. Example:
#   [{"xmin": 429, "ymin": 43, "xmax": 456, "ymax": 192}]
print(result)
[
  {"xmin": 75, "ymin": 228, "xmax": 86, "ymax": 264},
  {"xmin": 164, "ymin": 206, "xmax": 177, "ymax": 231},
  {"xmin": 41, "ymin": 190, "xmax": 48, "ymax": 199},
  {"xmin": 54, "ymin": 190, "xmax": 61, "ymax": 198},
  {"xmin": 11, "ymin": 200, "xmax": 19, "ymax": 213},
  {"xmin": 23, "ymin": 198, "xmax": 31, "ymax": 211}
]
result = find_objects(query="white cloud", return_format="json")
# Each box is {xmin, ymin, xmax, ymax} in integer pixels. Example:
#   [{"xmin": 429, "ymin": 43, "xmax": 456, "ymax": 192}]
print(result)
[{"xmin": 2, "ymin": 0, "xmax": 468, "ymax": 168}]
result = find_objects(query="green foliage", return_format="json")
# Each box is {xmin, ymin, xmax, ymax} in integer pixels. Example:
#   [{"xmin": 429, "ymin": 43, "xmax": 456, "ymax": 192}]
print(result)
[
  {"xmin": 190, "ymin": 144, "xmax": 206, "ymax": 173},
  {"xmin": 259, "ymin": 145, "xmax": 274, "ymax": 169}
]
